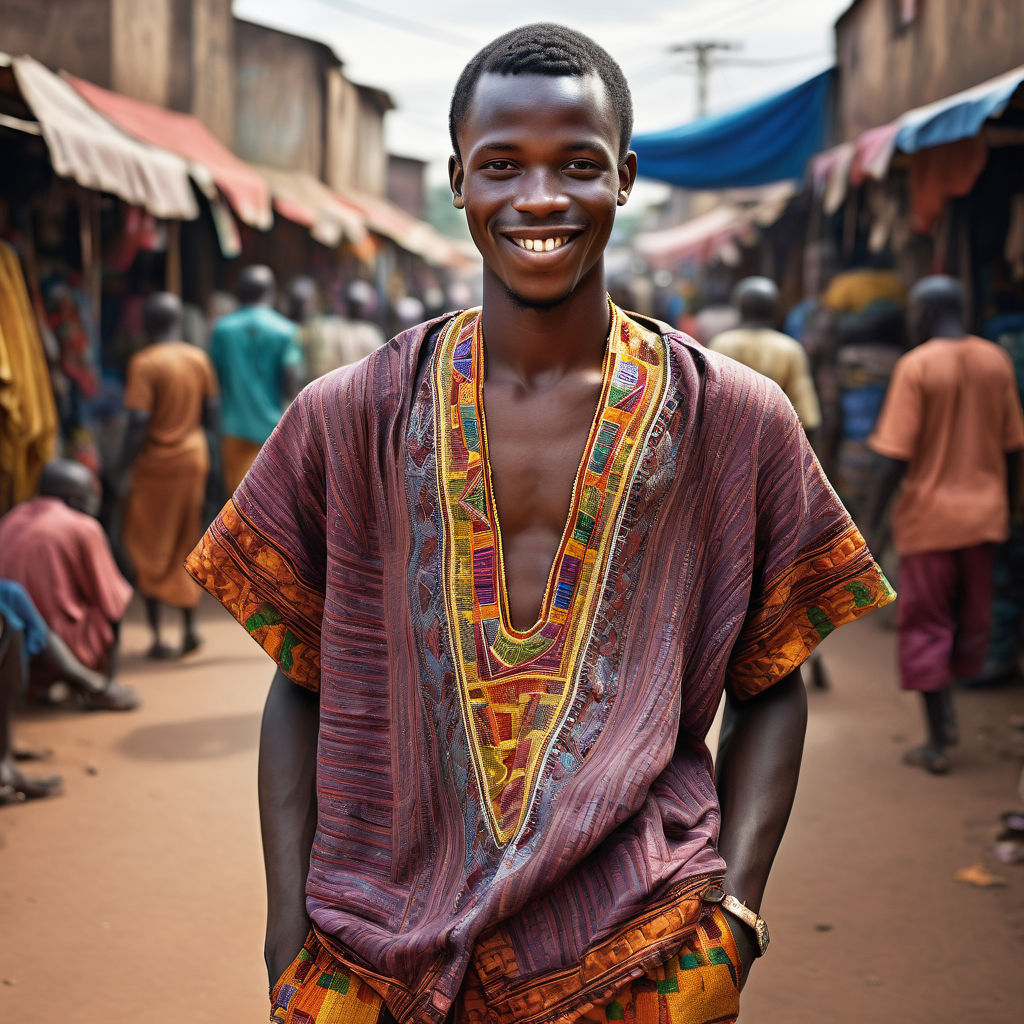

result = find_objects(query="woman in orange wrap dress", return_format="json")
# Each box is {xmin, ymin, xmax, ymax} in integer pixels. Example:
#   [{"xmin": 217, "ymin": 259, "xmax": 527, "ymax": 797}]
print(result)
[{"xmin": 120, "ymin": 293, "xmax": 218, "ymax": 658}]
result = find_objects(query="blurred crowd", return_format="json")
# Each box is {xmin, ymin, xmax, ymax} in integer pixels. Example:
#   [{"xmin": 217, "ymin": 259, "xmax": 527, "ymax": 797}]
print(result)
[{"xmin": 0, "ymin": 262, "xmax": 425, "ymax": 804}]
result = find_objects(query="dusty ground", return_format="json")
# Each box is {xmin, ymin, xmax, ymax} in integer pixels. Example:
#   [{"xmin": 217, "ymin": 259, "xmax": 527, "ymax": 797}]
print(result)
[{"xmin": 1, "ymin": 595, "xmax": 1022, "ymax": 1023}]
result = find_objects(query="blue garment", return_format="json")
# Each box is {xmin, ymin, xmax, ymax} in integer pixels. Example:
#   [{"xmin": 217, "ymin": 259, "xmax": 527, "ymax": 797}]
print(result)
[
  {"xmin": 210, "ymin": 306, "xmax": 302, "ymax": 444},
  {"xmin": 0, "ymin": 579, "xmax": 48, "ymax": 657},
  {"xmin": 784, "ymin": 298, "xmax": 817, "ymax": 345}
]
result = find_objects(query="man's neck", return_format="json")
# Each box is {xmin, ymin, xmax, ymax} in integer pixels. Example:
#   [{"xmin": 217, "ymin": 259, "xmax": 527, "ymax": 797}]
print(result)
[
  {"xmin": 929, "ymin": 315, "xmax": 967, "ymax": 341},
  {"xmin": 479, "ymin": 268, "xmax": 610, "ymax": 385}
]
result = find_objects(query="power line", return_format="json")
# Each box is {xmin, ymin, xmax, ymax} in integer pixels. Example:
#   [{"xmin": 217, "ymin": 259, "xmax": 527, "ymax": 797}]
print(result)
[
  {"xmin": 698, "ymin": 0, "xmax": 777, "ymax": 34},
  {"xmin": 310, "ymin": 0, "xmax": 478, "ymax": 48},
  {"xmin": 718, "ymin": 51, "xmax": 831, "ymax": 67}
]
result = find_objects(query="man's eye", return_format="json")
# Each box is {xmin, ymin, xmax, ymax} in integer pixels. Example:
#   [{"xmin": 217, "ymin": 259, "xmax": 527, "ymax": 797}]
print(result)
[
  {"xmin": 484, "ymin": 160, "xmax": 515, "ymax": 171},
  {"xmin": 566, "ymin": 160, "xmax": 600, "ymax": 172}
]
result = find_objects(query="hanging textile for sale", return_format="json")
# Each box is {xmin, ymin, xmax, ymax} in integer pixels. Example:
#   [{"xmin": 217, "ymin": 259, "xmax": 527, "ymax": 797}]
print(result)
[
  {"xmin": 0, "ymin": 240, "xmax": 59, "ymax": 511},
  {"xmin": 908, "ymin": 135, "xmax": 988, "ymax": 233}
]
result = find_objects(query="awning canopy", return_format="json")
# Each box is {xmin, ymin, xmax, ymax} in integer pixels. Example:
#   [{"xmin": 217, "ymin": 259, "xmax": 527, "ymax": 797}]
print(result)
[
  {"xmin": 896, "ymin": 64, "xmax": 1024, "ymax": 153},
  {"xmin": 255, "ymin": 165, "xmax": 367, "ymax": 248},
  {"xmin": 67, "ymin": 73, "xmax": 272, "ymax": 229},
  {"xmin": 338, "ymin": 187, "xmax": 476, "ymax": 269},
  {"xmin": 634, "ymin": 182, "xmax": 798, "ymax": 269},
  {"xmin": 631, "ymin": 70, "xmax": 834, "ymax": 190},
  {"xmin": 8, "ymin": 55, "xmax": 198, "ymax": 220},
  {"xmin": 811, "ymin": 63, "xmax": 1024, "ymax": 212}
]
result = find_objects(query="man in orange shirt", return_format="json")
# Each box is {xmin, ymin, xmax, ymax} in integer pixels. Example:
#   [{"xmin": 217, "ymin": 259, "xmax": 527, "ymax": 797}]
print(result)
[{"xmin": 867, "ymin": 276, "xmax": 1024, "ymax": 773}]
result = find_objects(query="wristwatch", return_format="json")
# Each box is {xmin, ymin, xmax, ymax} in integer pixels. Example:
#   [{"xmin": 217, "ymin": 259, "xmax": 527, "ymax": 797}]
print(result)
[{"xmin": 701, "ymin": 885, "xmax": 770, "ymax": 957}]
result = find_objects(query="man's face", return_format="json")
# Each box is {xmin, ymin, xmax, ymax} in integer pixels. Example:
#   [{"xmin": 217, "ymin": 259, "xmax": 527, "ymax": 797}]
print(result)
[{"xmin": 450, "ymin": 72, "xmax": 636, "ymax": 310}]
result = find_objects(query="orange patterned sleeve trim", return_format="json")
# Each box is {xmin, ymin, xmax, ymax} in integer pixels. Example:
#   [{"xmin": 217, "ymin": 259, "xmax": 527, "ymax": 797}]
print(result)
[
  {"xmin": 185, "ymin": 498, "xmax": 323, "ymax": 692},
  {"xmin": 727, "ymin": 523, "xmax": 895, "ymax": 700}
]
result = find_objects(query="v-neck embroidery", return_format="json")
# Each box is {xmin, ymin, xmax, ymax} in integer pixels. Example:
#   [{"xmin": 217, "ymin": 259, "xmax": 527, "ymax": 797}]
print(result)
[
  {"xmin": 478, "ymin": 315, "xmax": 615, "ymax": 639},
  {"xmin": 432, "ymin": 300, "xmax": 670, "ymax": 846}
]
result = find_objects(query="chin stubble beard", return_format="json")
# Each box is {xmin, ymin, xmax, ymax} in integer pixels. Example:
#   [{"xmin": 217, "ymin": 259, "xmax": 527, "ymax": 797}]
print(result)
[{"xmin": 502, "ymin": 283, "xmax": 575, "ymax": 313}]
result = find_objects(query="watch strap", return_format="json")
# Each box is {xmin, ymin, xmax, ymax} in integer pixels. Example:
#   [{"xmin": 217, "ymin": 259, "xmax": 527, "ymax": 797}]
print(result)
[{"xmin": 702, "ymin": 885, "xmax": 770, "ymax": 957}]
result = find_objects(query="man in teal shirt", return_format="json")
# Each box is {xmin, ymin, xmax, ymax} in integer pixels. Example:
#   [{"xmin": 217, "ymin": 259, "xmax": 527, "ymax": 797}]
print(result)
[{"xmin": 210, "ymin": 265, "xmax": 303, "ymax": 490}]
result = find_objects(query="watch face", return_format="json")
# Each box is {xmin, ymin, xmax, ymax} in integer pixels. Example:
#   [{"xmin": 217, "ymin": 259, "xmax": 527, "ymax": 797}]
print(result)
[{"xmin": 755, "ymin": 919, "xmax": 770, "ymax": 955}]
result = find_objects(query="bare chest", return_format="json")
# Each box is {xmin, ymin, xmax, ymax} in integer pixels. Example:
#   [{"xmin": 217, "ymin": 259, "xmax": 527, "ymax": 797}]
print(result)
[{"xmin": 482, "ymin": 375, "xmax": 602, "ymax": 630}]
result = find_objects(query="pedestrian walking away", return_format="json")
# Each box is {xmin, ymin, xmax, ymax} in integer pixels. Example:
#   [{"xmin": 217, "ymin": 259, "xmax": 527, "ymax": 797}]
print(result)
[
  {"xmin": 867, "ymin": 275, "xmax": 1024, "ymax": 775},
  {"xmin": 118, "ymin": 292, "xmax": 220, "ymax": 659},
  {"xmin": 210, "ymin": 265, "xmax": 303, "ymax": 492},
  {"xmin": 186, "ymin": 23, "xmax": 894, "ymax": 1024}
]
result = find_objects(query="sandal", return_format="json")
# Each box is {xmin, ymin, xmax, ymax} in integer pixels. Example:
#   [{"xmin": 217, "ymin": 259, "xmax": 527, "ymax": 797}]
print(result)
[{"xmin": 79, "ymin": 680, "xmax": 141, "ymax": 712}]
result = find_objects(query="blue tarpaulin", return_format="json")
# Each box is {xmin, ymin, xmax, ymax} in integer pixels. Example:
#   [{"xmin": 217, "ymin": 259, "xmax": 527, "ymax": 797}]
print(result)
[
  {"xmin": 895, "ymin": 65, "xmax": 1024, "ymax": 153},
  {"xmin": 631, "ymin": 69, "xmax": 833, "ymax": 189}
]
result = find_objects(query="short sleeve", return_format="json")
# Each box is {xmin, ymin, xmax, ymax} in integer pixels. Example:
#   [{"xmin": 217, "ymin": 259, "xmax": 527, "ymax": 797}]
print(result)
[
  {"xmin": 123, "ymin": 353, "xmax": 154, "ymax": 412},
  {"xmin": 868, "ymin": 356, "xmax": 919, "ymax": 461},
  {"xmin": 727, "ymin": 393, "xmax": 894, "ymax": 700},
  {"xmin": 185, "ymin": 385, "xmax": 326, "ymax": 691},
  {"xmin": 1001, "ymin": 370, "xmax": 1024, "ymax": 451}
]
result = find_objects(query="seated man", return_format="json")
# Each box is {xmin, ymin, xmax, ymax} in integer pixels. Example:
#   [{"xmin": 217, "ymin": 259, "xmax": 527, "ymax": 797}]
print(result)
[
  {"xmin": 1, "ymin": 578, "xmax": 139, "ymax": 804},
  {"xmin": 0, "ymin": 460, "xmax": 138, "ymax": 706}
]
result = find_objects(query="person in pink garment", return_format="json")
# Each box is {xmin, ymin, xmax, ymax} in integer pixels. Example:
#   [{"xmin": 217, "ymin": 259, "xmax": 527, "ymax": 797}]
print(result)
[{"xmin": 0, "ymin": 460, "xmax": 139, "ymax": 705}]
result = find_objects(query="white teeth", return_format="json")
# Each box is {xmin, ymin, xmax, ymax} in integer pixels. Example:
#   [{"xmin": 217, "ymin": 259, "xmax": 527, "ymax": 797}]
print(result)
[{"xmin": 514, "ymin": 236, "xmax": 569, "ymax": 252}]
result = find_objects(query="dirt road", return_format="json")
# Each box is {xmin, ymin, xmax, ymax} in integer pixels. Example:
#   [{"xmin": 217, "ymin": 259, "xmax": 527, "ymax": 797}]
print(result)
[{"xmin": 1, "ymin": 596, "xmax": 1021, "ymax": 1022}]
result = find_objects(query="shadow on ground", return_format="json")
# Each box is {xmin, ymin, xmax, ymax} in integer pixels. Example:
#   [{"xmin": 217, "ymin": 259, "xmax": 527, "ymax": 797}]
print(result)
[{"xmin": 116, "ymin": 712, "xmax": 262, "ymax": 761}]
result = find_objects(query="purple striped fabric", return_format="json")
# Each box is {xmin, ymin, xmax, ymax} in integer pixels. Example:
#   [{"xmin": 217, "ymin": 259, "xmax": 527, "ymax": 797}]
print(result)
[{"xmin": 186, "ymin": 311, "xmax": 892, "ymax": 1024}]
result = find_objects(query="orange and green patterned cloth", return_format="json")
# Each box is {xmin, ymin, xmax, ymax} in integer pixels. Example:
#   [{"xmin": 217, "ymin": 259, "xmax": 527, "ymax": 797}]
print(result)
[
  {"xmin": 187, "ymin": 302, "xmax": 892, "ymax": 1024},
  {"xmin": 272, "ymin": 902, "xmax": 742, "ymax": 1024}
]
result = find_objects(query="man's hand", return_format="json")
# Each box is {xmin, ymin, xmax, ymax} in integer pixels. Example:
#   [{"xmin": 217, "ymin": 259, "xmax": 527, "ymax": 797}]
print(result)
[
  {"xmin": 259, "ymin": 670, "xmax": 319, "ymax": 990},
  {"xmin": 722, "ymin": 913, "xmax": 758, "ymax": 990},
  {"xmin": 265, "ymin": 910, "xmax": 311, "ymax": 989}
]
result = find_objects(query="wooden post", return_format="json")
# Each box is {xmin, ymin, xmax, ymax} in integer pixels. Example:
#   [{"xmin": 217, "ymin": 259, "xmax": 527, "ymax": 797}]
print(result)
[{"xmin": 165, "ymin": 218, "xmax": 182, "ymax": 296}]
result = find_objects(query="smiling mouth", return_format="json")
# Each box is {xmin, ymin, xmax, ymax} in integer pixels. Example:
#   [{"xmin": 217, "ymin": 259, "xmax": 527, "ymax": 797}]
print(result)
[{"xmin": 510, "ymin": 235, "xmax": 572, "ymax": 252}]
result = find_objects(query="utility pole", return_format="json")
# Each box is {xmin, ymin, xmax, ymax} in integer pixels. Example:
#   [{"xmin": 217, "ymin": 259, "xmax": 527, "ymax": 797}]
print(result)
[{"xmin": 669, "ymin": 40, "xmax": 742, "ymax": 117}]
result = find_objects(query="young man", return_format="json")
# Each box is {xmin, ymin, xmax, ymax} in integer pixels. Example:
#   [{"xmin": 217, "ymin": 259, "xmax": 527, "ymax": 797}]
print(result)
[
  {"xmin": 119, "ymin": 293, "xmax": 219, "ymax": 658},
  {"xmin": 867, "ymin": 276, "xmax": 1024, "ymax": 774},
  {"xmin": 187, "ymin": 24, "xmax": 892, "ymax": 1024}
]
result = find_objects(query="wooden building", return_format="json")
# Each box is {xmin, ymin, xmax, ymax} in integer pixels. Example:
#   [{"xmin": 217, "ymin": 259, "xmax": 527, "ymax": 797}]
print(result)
[{"xmin": 835, "ymin": 0, "xmax": 1024, "ymax": 141}]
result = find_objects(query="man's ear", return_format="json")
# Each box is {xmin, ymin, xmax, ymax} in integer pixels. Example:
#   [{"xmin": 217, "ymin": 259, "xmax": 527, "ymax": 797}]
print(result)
[
  {"xmin": 617, "ymin": 150, "xmax": 638, "ymax": 206},
  {"xmin": 449, "ymin": 155, "xmax": 465, "ymax": 210}
]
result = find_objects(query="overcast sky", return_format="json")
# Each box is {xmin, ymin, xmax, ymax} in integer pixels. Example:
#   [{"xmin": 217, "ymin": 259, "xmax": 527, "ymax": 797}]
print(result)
[{"xmin": 235, "ymin": 0, "xmax": 852, "ymax": 193}]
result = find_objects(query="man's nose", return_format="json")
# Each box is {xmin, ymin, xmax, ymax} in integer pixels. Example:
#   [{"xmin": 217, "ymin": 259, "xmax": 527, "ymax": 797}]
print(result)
[{"xmin": 511, "ymin": 170, "xmax": 571, "ymax": 218}]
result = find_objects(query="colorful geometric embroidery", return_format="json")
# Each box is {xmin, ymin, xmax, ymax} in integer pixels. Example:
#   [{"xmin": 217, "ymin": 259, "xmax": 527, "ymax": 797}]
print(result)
[
  {"xmin": 184, "ymin": 500, "xmax": 323, "ymax": 691},
  {"xmin": 432, "ymin": 301, "xmax": 669, "ymax": 846},
  {"xmin": 727, "ymin": 523, "xmax": 895, "ymax": 699}
]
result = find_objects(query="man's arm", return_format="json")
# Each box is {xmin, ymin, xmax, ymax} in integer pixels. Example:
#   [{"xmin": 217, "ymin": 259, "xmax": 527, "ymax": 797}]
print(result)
[
  {"xmin": 715, "ymin": 668, "xmax": 808, "ymax": 985},
  {"xmin": 864, "ymin": 455, "xmax": 908, "ymax": 555},
  {"xmin": 259, "ymin": 668, "xmax": 319, "ymax": 986},
  {"xmin": 117, "ymin": 410, "xmax": 151, "ymax": 486},
  {"xmin": 1007, "ymin": 449, "xmax": 1022, "ymax": 523}
]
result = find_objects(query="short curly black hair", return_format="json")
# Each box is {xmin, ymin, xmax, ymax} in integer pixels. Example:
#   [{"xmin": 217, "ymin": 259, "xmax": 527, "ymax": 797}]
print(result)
[{"xmin": 449, "ymin": 23, "xmax": 633, "ymax": 162}]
